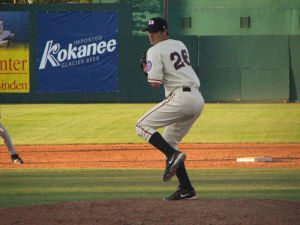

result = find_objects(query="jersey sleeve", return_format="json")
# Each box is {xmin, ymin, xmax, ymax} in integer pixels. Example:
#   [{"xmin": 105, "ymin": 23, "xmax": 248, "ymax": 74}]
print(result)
[{"xmin": 146, "ymin": 47, "xmax": 163, "ymax": 84}]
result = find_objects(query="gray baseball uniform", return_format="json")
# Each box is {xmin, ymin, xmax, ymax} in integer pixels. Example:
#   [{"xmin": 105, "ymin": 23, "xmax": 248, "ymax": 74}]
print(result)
[
  {"xmin": 0, "ymin": 112, "xmax": 23, "ymax": 164},
  {"xmin": 136, "ymin": 17, "xmax": 202, "ymax": 200},
  {"xmin": 0, "ymin": 113, "xmax": 17, "ymax": 155},
  {"xmin": 136, "ymin": 39, "xmax": 204, "ymax": 150}
]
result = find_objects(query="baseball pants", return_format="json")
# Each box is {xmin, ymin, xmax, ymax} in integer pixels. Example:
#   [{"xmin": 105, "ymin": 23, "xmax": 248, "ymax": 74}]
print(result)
[
  {"xmin": 136, "ymin": 87, "xmax": 204, "ymax": 150},
  {"xmin": 0, "ymin": 122, "xmax": 17, "ymax": 156}
]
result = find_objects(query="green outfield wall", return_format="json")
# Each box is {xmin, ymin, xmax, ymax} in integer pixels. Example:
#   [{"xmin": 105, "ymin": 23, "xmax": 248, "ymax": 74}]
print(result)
[
  {"xmin": 0, "ymin": 1, "xmax": 299, "ymax": 103},
  {"xmin": 290, "ymin": 36, "xmax": 300, "ymax": 102},
  {"xmin": 198, "ymin": 35, "xmax": 291, "ymax": 102},
  {"xmin": 168, "ymin": 0, "xmax": 300, "ymax": 36}
]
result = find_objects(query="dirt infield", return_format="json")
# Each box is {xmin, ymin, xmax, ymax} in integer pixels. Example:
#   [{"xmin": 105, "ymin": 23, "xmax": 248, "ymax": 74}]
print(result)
[
  {"xmin": 1, "ymin": 143, "xmax": 300, "ymax": 225},
  {"xmin": 1, "ymin": 143, "xmax": 300, "ymax": 168},
  {"xmin": 1, "ymin": 198, "xmax": 299, "ymax": 225}
]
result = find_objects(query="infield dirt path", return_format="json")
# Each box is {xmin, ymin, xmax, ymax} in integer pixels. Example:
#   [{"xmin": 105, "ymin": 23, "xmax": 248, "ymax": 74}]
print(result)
[
  {"xmin": 1, "ymin": 143, "xmax": 300, "ymax": 168},
  {"xmin": 1, "ymin": 143, "xmax": 300, "ymax": 225}
]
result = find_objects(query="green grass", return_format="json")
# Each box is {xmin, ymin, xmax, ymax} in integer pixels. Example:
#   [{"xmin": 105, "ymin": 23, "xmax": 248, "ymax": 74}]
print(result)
[
  {"xmin": 1, "ymin": 104, "xmax": 299, "ymax": 209},
  {"xmin": 0, "ymin": 103, "xmax": 299, "ymax": 145},
  {"xmin": 0, "ymin": 168, "xmax": 299, "ymax": 208}
]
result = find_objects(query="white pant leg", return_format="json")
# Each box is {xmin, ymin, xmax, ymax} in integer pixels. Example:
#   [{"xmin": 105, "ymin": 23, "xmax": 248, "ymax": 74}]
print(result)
[
  {"xmin": 136, "ymin": 88, "xmax": 204, "ymax": 144},
  {"xmin": 163, "ymin": 89, "xmax": 204, "ymax": 149},
  {"xmin": 163, "ymin": 113, "xmax": 201, "ymax": 150},
  {"xmin": 0, "ymin": 122, "xmax": 16, "ymax": 155},
  {"xmin": 136, "ymin": 93, "xmax": 177, "ymax": 142}
]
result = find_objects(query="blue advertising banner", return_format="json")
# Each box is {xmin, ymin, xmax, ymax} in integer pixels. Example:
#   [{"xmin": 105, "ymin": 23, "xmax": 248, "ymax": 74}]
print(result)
[{"xmin": 37, "ymin": 12, "xmax": 118, "ymax": 93}]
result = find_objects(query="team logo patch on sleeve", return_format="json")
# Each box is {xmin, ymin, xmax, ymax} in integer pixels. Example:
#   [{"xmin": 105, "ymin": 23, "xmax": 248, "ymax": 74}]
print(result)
[{"xmin": 146, "ymin": 60, "xmax": 152, "ymax": 72}]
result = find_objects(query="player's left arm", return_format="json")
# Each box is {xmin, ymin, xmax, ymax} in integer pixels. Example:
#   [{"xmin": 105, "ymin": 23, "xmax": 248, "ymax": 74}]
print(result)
[
  {"xmin": 146, "ymin": 48, "xmax": 163, "ymax": 88},
  {"xmin": 140, "ymin": 51, "xmax": 161, "ymax": 88},
  {"xmin": 149, "ymin": 82, "xmax": 161, "ymax": 88}
]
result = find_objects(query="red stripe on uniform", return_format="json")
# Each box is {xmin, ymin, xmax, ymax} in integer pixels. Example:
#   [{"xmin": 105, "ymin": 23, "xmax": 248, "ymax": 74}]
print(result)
[{"xmin": 136, "ymin": 125, "xmax": 153, "ymax": 136}]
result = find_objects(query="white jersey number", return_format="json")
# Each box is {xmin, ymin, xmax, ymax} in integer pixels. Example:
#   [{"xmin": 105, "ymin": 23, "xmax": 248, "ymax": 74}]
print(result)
[{"xmin": 170, "ymin": 49, "xmax": 191, "ymax": 70}]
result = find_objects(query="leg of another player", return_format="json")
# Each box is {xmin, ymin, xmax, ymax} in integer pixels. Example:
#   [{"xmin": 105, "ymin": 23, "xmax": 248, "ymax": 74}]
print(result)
[{"xmin": 0, "ymin": 123, "xmax": 24, "ymax": 164}]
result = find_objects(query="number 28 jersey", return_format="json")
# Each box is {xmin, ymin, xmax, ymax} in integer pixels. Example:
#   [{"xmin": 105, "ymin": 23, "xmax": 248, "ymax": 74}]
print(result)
[{"xmin": 146, "ymin": 39, "xmax": 200, "ymax": 97}]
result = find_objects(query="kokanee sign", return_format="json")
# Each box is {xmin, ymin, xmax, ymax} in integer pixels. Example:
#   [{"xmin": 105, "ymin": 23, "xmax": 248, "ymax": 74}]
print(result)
[
  {"xmin": 39, "ymin": 39, "xmax": 117, "ymax": 69},
  {"xmin": 37, "ymin": 12, "xmax": 118, "ymax": 93}
]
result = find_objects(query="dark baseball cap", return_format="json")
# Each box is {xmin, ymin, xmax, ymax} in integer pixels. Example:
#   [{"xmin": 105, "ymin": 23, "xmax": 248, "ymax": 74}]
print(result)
[{"xmin": 142, "ymin": 17, "xmax": 168, "ymax": 32}]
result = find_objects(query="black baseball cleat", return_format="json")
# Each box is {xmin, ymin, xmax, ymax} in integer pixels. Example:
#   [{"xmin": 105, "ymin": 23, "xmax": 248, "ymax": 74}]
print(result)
[
  {"xmin": 11, "ymin": 154, "xmax": 24, "ymax": 164},
  {"xmin": 163, "ymin": 151, "xmax": 186, "ymax": 182},
  {"xmin": 164, "ymin": 187, "xmax": 197, "ymax": 201}
]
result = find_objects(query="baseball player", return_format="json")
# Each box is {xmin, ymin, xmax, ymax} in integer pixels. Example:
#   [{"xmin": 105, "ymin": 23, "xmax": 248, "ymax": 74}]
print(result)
[
  {"xmin": 0, "ymin": 113, "xmax": 24, "ymax": 164},
  {"xmin": 136, "ymin": 17, "xmax": 204, "ymax": 200}
]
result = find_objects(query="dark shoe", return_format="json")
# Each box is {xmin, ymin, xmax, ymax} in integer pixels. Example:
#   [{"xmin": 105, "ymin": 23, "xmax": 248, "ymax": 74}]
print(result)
[
  {"xmin": 164, "ymin": 187, "xmax": 197, "ymax": 201},
  {"xmin": 11, "ymin": 154, "xmax": 24, "ymax": 164},
  {"xmin": 163, "ymin": 151, "xmax": 186, "ymax": 182}
]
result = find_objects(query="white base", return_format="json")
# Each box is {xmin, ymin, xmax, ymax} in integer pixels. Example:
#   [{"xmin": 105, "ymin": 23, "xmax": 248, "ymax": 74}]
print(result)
[{"xmin": 237, "ymin": 157, "xmax": 272, "ymax": 162}]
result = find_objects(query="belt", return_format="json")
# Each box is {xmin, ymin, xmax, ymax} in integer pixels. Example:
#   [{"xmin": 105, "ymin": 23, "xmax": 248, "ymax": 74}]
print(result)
[{"xmin": 183, "ymin": 87, "xmax": 191, "ymax": 92}]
